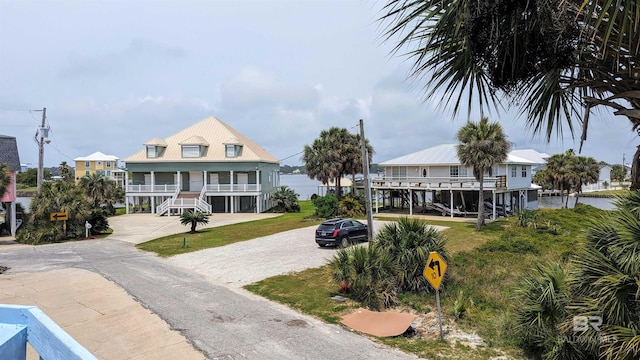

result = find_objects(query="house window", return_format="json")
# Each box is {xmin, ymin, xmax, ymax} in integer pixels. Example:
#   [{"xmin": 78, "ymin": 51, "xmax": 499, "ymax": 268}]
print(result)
[
  {"xmin": 225, "ymin": 144, "xmax": 242, "ymax": 158},
  {"xmin": 511, "ymin": 165, "xmax": 517, "ymax": 177},
  {"xmin": 97, "ymin": 161, "xmax": 102, "ymax": 166},
  {"xmin": 147, "ymin": 145, "xmax": 157, "ymax": 158},
  {"xmin": 521, "ymin": 166, "xmax": 527, "ymax": 177},
  {"xmin": 85, "ymin": 161, "xmax": 90, "ymax": 168},
  {"xmin": 391, "ymin": 166, "xmax": 407, "ymax": 178},
  {"xmin": 422, "ymin": 168, "xmax": 427, "ymax": 177},
  {"xmin": 106, "ymin": 170, "xmax": 111, "ymax": 176},
  {"xmin": 450, "ymin": 166, "xmax": 467, "ymax": 177},
  {"xmin": 182, "ymin": 145, "xmax": 200, "ymax": 158},
  {"xmin": 106, "ymin": 161, "xmax": 111, "ymax": 168},
  {"xmin": 85, "ymin": 170, "xmax": 90, "ymax": 176}
]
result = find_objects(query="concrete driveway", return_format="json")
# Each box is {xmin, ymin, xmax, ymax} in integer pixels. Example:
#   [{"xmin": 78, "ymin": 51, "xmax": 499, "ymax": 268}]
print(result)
[{"xmin": 107, "ymin": 212, "xmax": 280, "ymax": 244}]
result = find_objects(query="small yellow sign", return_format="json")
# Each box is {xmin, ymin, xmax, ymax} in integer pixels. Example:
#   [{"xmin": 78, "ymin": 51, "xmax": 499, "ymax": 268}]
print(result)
[
  {"xmin": 423, "ymin": 251, "xmax": 447, "ymax": 291},
  {"xmin": 50, "ymin": 212, "xmax": 69, "ymax": 221}
]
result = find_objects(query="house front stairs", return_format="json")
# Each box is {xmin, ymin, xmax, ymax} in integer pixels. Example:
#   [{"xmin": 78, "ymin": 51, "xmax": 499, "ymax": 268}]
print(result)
[{"xmin": 156, "ymin": 191, "xmax": 211, "ymax": 216}]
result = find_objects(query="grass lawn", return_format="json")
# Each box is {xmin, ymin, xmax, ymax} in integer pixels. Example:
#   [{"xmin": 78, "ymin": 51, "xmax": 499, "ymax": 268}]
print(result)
[
  {"xmin": 245, "ymin": 205, "xmax": 607, "ymax": 359},
  {"xmin": 136, "ymin": 200, "xmax": 322, "ymax": 256}
]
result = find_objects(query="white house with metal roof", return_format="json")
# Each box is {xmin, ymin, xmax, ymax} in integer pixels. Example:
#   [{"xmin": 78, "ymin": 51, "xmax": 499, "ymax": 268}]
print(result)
[
  {"xmin": 123, "ymin": 116, "xmax": 280, "ymax": 215},
  {"xmin": 372, "ymin": 144, "xmax": 546, "ymax": 219}
]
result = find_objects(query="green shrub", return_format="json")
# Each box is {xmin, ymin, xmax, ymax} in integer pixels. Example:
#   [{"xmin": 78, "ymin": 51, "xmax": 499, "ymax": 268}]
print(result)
[
  {"xmin": 374, "ymin": 217, "xmax": 449, "ymax": 292},
  {"xmin": 330, "ymin": 217, "xmax": 449, "ymax": 310},
  {"xmin": 338, "ymin": 195, "xmax": 365, "ymax": 218},
  {"xmin": 331, "ymin": 245, "xmax": 397, "ymax": 310},
  {"xmin": 312, "ymin": 194, "xmax": 338, "ymax": 218},
  {"xmin": 87, "ymin": 208, "xmax": 109, "ymax": 234}
]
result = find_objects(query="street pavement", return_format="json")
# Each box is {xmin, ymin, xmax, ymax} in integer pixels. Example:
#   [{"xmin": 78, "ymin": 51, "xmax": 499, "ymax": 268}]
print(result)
[{"xmin": 0, "ymin": 214, "xmax": 418, "ymax": 360}]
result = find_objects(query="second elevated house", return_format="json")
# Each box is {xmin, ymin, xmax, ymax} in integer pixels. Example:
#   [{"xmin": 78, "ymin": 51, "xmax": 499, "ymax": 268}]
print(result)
[
  {"xmin": 372, "ymin": 144, "xmax": 546, "ymax": 219},
  {"xmin": 73, "ymin": 151, "xmax": 123, "ymax": 186},
  {"xmin": 123, "ymin": 116, "xmax": 280, "ymax": 215}
]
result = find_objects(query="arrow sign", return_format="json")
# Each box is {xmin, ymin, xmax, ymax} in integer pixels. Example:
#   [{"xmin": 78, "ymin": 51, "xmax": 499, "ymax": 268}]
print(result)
[
  {"xmin": 50, "ymin": 212, "xmax": 69, "ymax": 221},
  {"xmin": 423, "ymin": 251, "xmax": 447, "ymax": 291},
  {"xmin": 429, "ymin": 258, "xmax": 441, "ymax": 277}
]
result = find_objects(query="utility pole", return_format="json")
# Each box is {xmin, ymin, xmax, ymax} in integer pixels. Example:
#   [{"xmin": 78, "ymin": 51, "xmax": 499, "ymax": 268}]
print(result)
[
  {"xmin": 359, "ymin": 119, "xmax": 374, "ymax": 242},
  {"xmin": 37, "ymin": 107, "xmax": 47, "ymax": 192}
]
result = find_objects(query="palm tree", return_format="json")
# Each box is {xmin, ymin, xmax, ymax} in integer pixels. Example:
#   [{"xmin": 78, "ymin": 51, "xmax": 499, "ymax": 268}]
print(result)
[
  {"xmin": 79, "ymin": 172, "xmax": 114, "ymax": 208},
  {"xmin": 570, "ymin": 156, "xmax": 600, "ymax": 204},
  {"xmin": 0, "ymin": 163, "xmax": 11, "ymax": 199},
  {"xmin": 373, "ymin": 217, "xmax": 448, "ymax": 292},
  {"xmin": 545, "ymin": 150, "xmax": 574, "ymax": 208},
  {"xmin": 303, "ymin": 127, "xmax": 373, "ymax": 199},
  {"xmin": 380, "ymin": 0, "xmax": 640, "ymax": 189},
  {"xmin": 58, "ymin": 161, "xmax": 74, "ymax": 182},
  {"xmin": 456, "ymin": 118, "xmax": 510, "ymax": 230},
  {"xmin": 270, "ymin": 186, "xmax": 300, "ymax": 212},
  {"xmin": 17, "ymin": 181, "xmax": 92, "ymax": 244},
  {"xmin": 179, "ymin": 210, "xmax": 209, "ymax": 233}
]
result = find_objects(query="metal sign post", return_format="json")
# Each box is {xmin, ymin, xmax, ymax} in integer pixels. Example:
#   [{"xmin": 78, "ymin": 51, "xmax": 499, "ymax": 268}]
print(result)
[{"xmin": 423, "ymin": 251, "xmax": 448, "ymax": 340}]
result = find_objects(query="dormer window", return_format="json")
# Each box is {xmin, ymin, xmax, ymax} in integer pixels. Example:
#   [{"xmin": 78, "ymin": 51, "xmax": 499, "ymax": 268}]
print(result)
[
  {"xmin": 182, "ymin": 145, "xmax": 201, "ymax": 158},
  {"xmin": 225, "ymin": 144, "xmax": 242, "ymax": 158},
  {"xmin": 147, "ymin": 145, "xmax": 158, "ymax": 158}
]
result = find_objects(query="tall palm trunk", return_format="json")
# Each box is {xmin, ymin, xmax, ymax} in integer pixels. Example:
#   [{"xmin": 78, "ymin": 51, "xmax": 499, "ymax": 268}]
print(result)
[
  {"xmin": 631, "ymin": 145, "xmax": 640, "ymax": 190},
  {"xmin": 477, "ymin": 174, "xmax": 485, "ymax": 231}
]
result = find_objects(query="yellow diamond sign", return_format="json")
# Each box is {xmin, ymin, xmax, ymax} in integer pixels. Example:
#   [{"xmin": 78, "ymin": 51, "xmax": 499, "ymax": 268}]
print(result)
[{"xmin": 423, "ymin": 251, "xmax": 447, "ymax": 291}]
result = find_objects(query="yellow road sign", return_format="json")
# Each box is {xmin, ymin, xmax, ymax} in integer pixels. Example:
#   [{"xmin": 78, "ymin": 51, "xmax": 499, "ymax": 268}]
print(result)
[
  {"xmin": 50, "ymin": 211, "xmax": 69, "ymax": 221},
  {"xmin": 423, "ymin": 251, "xmax": 447, "ymax": 291}
]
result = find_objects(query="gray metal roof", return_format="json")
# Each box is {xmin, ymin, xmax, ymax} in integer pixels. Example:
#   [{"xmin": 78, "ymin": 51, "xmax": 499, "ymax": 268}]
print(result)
[
  {"xmin": 0, "ymin": 134, "xmax": 21, "ymax": 171},
  {"xmin": 380, "ymin": 143, "xmax": 544, "ymax": 166}
]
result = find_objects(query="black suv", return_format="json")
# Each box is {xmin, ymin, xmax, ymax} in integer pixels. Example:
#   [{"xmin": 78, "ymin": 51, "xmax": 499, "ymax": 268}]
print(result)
[{"xmin": 315, "ymin": 218, "xmax": 368, "ymax": 248}]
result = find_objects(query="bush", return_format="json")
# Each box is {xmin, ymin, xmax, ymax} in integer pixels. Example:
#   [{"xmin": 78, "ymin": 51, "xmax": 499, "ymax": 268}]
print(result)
[
  {"xmin": 87, "ymin": 208, "xmax": 109, "ymax": 234},
  {"xmin": 312, "ymin": 194, "xmax": 338, "ymax": 218},
  {"xmin": 331, "ymin": 217, "xmax": 449, "ymax": 310},
  {"xmin": 331, "ymin": 245, "xmax": 397, "ymax": 310},
  {"xmin": 338, "ymin": 195, "xmax": 365, "ymax": 218}
]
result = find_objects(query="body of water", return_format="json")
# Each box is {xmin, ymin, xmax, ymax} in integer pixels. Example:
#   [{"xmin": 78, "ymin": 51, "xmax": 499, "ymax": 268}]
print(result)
[
  {"xmin": 280, "ymin": 174, "xmax": 320, "ymax": 200},
  {"xmin": 537, "ymin": 195, "xmax": 614, "ymax": 210}
]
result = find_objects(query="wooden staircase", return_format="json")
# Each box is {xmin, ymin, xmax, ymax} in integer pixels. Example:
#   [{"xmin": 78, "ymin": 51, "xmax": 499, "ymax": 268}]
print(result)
[{"xmin": 156, "ymin": 191, "xmax": 211, "ymax": 216}]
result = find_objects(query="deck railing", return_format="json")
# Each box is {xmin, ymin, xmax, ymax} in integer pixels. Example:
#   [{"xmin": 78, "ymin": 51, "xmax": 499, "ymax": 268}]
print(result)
[
  {"xmin": 204, "ymin": 184, "xmax": 260, "ymax": 192},
  {"xmin": 126, "ymin": 184, "xmax": 178, "ymax": 193},
  {"xmin": 0, "ymin": 304, "xmax": 96, "ymax": 360},
  {"xmin": 370, "ymin": 176, "xmax": 505, "ymax": 189}
]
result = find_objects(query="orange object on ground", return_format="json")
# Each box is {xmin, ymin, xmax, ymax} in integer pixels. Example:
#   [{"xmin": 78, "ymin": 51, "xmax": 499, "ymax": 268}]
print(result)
[{"xmin": 340, "ymin": 308, "xmax": 417, "ymax": 337}]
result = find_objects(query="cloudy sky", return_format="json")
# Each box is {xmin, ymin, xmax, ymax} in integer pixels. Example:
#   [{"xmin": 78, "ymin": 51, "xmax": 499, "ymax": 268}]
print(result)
[{"xmin": 0, "ymin": 0, "xmax": 636, "ymax": 168}]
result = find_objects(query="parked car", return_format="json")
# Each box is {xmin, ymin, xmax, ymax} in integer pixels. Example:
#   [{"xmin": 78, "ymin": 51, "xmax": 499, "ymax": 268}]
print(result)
[{"xmin": 315, "ymin": 218, "xmax": 368, "ymax": 248}]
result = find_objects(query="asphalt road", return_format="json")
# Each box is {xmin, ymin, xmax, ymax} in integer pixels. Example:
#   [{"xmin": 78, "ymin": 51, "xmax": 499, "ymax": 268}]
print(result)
[{"xmin": 1, "ymin": 233, "xmax": 418, "ymax": 359}]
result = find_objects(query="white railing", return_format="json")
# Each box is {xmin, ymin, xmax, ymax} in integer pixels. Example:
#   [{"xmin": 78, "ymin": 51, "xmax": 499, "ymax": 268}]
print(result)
[
  {"xmin": 370, "ymin": 176, "xmax": 503, "ymax": 190},
  {"xmin": 204, "ymin": 184, "xmax": 261, "ymax": 192},
  {"xmin": 157, "ymin": 198, "xmax": 211, "ymax": 216},
  {"xmin": 0, "ymin": 304, "xmax": 97, "ymax": 360},
  {"xmin": 126, "ymin": 184, "xmax": 178, "ymax": 193}
]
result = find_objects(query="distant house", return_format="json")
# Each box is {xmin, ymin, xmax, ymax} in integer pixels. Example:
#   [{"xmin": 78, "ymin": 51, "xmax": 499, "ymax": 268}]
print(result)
[
  {"xmin": 373, "ymin": 144, "xmax": 545, "ymax": 218},
  {"xmin": 123, "ymin": 116, "xmax": 280, "ymax": 215},
  {"xmin": 74, "ymin": 151, "xmax": 121, "ymax": 182},
  {"xmin": 0, "ymin": 134, "xmax": 22, "ymax": 236},
  {"xmin": 582, "ymin": 165, "xmax": 612, "ymax": 192}
]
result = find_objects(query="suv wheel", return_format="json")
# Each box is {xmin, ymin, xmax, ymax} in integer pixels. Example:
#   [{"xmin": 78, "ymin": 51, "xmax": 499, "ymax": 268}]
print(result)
[{"xmin": 339, "ymin": 236, "xmax": 350, "ymax": 248}]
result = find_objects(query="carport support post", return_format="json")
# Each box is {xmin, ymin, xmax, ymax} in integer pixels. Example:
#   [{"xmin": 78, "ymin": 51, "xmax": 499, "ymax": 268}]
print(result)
[{"xmin": 183, "ymin": 237, "xmax": 188, "ymax": 248}]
